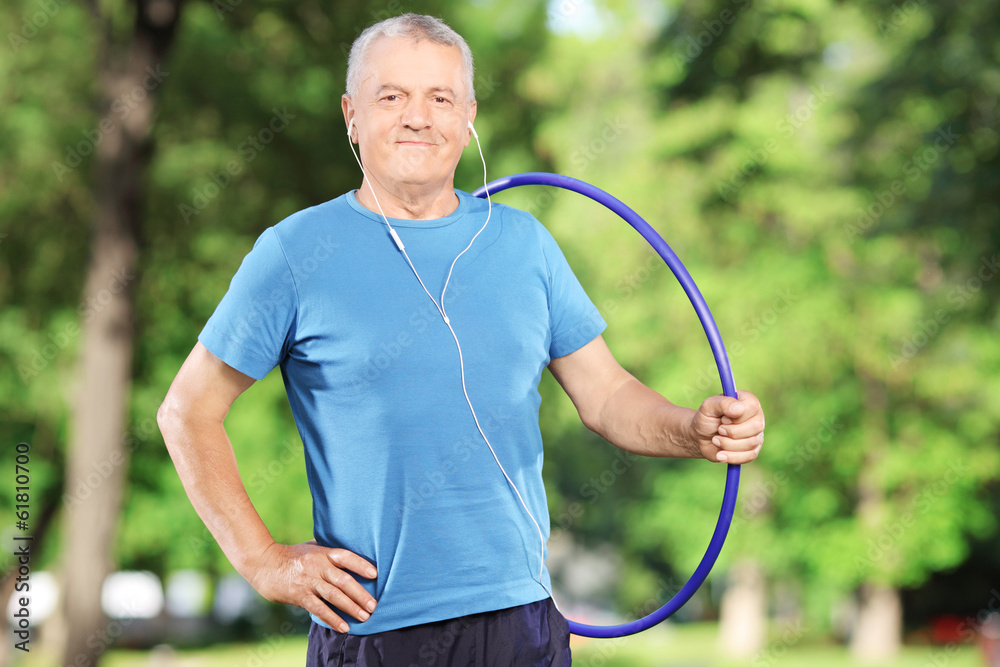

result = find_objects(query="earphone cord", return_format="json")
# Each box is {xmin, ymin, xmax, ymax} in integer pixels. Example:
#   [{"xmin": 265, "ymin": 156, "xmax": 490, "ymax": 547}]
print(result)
[{"xmin": 347, "ymin": 125, "xmax": 558, "ymax": 610}]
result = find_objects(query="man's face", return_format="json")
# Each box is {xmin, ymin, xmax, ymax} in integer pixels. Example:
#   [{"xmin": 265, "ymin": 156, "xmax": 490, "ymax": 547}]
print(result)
[{"xmin": 345, "ymin": 36, "xmax": 475, "ymax": 192}]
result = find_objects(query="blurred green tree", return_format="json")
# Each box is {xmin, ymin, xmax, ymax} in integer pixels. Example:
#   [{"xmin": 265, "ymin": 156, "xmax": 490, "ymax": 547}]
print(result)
[
  {"xmin": 1, "ymin": 0, "xmax": 998, "ymax": 663},
  {"xmin": 517, "ymin": 0, "xmax": 1000, "ymax": 662}
]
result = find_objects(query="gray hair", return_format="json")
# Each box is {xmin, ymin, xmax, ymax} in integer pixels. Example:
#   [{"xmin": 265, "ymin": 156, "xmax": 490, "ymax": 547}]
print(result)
[{"xmin": 346, "ymin": 13, "xmax": 475, "ymax": 104}]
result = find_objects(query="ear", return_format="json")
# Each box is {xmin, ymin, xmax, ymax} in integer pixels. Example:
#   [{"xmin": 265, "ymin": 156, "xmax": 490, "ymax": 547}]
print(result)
[
  {"xmin": 466, "ymin": 99, "xmax": 478, "ymax": 146},
  {"xmin": 342, "ymin": 94, "xmax": 356, "ymax": 143}
]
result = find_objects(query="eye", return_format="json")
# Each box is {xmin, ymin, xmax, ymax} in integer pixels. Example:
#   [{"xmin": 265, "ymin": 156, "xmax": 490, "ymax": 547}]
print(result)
[{"xmin": 383, "ymin": 94, "xmax": 398, "ymax": 102}]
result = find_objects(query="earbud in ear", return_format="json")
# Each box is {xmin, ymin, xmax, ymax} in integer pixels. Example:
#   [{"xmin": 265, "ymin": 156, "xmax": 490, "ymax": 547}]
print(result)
[
  {"xmin": 468, "ymin": 121, "xmax": 478, "ymax": 139},
  {"xmin": 347, "ymin": 117, "xmax": 355, "ymax": 137}
]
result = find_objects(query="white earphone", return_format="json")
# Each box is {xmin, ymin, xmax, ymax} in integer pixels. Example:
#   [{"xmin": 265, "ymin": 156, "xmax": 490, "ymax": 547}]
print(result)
[{"xmin": 345, "ymin": 112, "xmax": 556, "ymax": 608}]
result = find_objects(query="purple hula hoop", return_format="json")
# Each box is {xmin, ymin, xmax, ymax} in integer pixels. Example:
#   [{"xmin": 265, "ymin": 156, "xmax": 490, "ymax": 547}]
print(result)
[{"xmin": 472, "ymin": 172, "xmax": 741, "ymax": 638}]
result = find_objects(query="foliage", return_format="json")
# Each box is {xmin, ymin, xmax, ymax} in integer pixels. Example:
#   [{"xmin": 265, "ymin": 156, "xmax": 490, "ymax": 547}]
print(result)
[{"xmin": 1, "ymin": 0, "xmax": 998, "ymax": 642}]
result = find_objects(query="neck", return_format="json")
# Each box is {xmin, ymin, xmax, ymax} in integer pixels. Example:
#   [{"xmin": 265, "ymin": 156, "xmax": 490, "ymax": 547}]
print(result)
[{"xmin": 356, "ymin": 176, "xmax": 460, "ymax": 220}]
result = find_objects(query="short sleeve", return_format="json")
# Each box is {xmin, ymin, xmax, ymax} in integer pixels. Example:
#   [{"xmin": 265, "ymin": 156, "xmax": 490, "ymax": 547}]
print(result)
[
  {"xmin": 198, "ymin": 228, "xmax": 298, "ymax": 381},
  {"xmin": 537, "ymin": 223, "xmax": 607, "ymax": 359}
]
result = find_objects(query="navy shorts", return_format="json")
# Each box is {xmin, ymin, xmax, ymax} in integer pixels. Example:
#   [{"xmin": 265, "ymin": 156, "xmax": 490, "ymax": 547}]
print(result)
[{"xmin": 305, "ymin": 597, "xmax": 572, "ymax": 666}]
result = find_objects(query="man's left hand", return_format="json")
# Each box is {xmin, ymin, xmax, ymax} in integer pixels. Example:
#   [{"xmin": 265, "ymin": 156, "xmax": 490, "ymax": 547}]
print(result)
[{"xmin": 690, "ymin": 390, "xmax": 765, "ymax": 464}]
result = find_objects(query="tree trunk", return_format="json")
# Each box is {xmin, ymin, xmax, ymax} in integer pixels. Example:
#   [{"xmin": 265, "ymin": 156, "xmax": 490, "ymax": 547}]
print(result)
[
  {"xmin": 718, "ymin": 559, "xmax": 768, "ymax": 657},
  {"xmin": 850, "ymin": 378, "xmax": 901, "ymax": 661},
  {"xmin": 717, "ymin": 466, "xmax": 769, "ymax": 657},
  {"xmin": 850, "ymin": 583, "xmax": 902, "ymax": 662},
  {"xmin": 58, "ymin": 2, "xmax": 183, "ymax": 665}
]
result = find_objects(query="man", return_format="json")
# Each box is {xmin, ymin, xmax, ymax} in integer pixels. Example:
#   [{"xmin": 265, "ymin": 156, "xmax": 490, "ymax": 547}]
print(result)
[{"xmin": 157, "ymin": 13, "xmax": 765, "ymax": 666}]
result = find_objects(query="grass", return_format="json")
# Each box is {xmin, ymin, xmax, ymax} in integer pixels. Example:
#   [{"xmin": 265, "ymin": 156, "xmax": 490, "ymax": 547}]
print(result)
[
  {"xmin": 568, "ymin": 623, "xmax": 981, "ymax": 666},
  {"xmin": 14, "ymin": 623, "xmax": 982, "ymax": 666}
]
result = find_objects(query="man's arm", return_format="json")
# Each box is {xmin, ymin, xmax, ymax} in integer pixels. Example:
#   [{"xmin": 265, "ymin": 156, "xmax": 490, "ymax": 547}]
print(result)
[
  {"xmin": 547, "ymin": 335, "xmax": 764, "ymax": 464},
  {"xmin": 156, "ymin": 342, "xmax": 378, "ymax": 632}
]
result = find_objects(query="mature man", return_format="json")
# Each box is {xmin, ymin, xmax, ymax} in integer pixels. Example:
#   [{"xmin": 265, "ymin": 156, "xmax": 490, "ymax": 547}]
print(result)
[{"xmin": 157, "ymin": 13, "xmax": 764, "ymax": 666}]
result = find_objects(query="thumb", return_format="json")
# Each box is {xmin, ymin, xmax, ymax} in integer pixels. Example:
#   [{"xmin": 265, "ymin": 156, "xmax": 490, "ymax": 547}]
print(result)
[
  {"xmin": 724, "ymin": 399, "xmax": 747, "ymax": 420},
  {"xmin": 700, "ymin": 394, "xmax": 733, "ymax": 418}
]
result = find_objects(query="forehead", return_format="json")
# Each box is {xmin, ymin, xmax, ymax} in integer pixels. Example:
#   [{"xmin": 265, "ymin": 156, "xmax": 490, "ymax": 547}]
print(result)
[{"xmin": 361, "ymin": 36, "xmax": 467, "ymax": 97}]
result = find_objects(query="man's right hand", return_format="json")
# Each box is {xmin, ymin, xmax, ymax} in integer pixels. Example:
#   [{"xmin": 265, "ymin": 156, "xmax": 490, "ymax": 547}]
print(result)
[
  {"xmin": 158, "ymin": 344, "xmax": 378, "ymax": 634},
  {"xmin": 248, "ymin": 540, "xmax": 378, "ymax": 633}
]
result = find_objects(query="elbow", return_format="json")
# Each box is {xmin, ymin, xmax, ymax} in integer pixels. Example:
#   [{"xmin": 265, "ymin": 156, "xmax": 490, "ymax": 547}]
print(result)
[
  {"xmin": 156, "ymin": 392, "xmax": 180, "ymax": 445},
  {"xmin": 579, "ymin": 402, "xmax": 609, "ymax": 440},
  {"xmin": 156, "ymin": 398, "xmax": 170, "ymax": 440},
  {"xmin": 580, "ymin": 373, "xmax": 634, "ymax": 442}
]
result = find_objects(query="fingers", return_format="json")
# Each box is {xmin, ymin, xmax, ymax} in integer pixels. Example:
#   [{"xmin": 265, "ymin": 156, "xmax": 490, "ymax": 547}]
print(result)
[
  {"xmin": 279, "ymin": 549, "xmax": 377, "ymax": 633},
  {"xmin": 717, "ymin": 411, "xmax": 765, "ymax": 440},
  {"xmin": 327, "ymin": 548, "xmax": 379, "ymax": 613},
  {"xmin": 316, "ymin": 570, "xmax": 374, "ymax": 627},
  {"xmin": 699, "ymin": 390, "xmax": 764, "ymax": 464},
  {"xmin": 301, "ymin": 594, "xmax": 351, "ymax": 633},
  {"xmin": 321, "ymin": 551, "xmax": 378, "ymax": 622},
  {"xmin": 714, "ymin": 441, "xmax": 763, "ymax": 465},
  {"xmin": 257, "ymin": 543, "xmax": 379, "ymax": 633},
  {"xmin": 711, "ymin": 431, "xmax": 764, "ymax": 462},
  {"xmin": 329, "ymin": 547, "xmax": 378, "ymax": 580}
]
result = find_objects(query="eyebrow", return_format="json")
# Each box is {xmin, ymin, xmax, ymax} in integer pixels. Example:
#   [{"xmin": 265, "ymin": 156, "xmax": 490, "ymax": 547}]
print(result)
[{"xmin": 375, "ymin": 84, "xmax": 457, "ymax": 98}]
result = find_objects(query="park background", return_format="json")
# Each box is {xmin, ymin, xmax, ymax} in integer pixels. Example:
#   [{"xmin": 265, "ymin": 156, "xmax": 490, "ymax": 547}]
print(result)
[{"xmin": 1, "ymin": 0, "xmax": 999, "ymax": 665}]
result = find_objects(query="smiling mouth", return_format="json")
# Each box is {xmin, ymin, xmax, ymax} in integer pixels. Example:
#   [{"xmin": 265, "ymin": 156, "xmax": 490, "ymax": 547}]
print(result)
[{"xmin": 397, "ymin": 140, "xmax": 435, "ymax": 146}]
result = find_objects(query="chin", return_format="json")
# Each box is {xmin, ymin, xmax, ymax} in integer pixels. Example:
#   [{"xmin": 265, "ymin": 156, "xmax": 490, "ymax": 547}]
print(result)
[{"xmin": 394, "ymin": 162, "xmax": 443, "ymax": 183}]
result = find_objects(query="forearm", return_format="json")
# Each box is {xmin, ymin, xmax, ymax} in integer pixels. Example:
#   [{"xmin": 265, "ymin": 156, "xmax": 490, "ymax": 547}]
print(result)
[
  {"xmin": 158, "ymin": 408, "xmax": 275, "ymax": 580},
  {"xmin": 592, "ymin": 375, "xmax": 702, "ymax": 459}
]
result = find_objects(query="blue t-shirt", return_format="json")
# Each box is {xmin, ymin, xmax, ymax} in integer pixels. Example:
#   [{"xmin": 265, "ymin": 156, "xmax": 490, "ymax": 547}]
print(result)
[{"xmin": 199, "ymin": 189, "xmax": 606, "ymax": 634}]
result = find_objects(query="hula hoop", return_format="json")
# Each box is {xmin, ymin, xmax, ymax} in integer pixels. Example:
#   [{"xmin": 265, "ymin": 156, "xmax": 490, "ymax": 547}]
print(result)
[{"xmin": 472, "ymin": 172, "xmax": 741, "ymax": 639}]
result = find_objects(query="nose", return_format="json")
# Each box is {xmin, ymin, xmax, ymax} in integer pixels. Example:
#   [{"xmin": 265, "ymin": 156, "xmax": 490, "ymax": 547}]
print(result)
[{"xmin": 401, "ymin": 96, "xmax": 431, "ymax": 131}]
